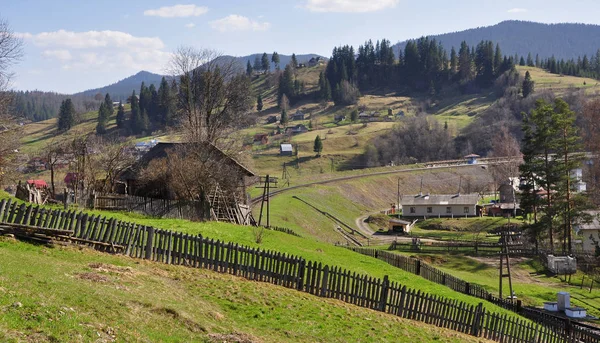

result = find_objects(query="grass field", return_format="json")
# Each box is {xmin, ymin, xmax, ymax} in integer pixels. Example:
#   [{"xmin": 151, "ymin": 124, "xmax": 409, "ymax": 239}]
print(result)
[
  {"xmin": 409, "ymin": 217, "xmax": 523, "ymax": 241},
  {"xmin": 391, "ymin": 252, "xmax": 600, "ymax": 319},
  {"xmin": 516, "ymin": 66, "xmax": 600, "ymax": 94},
  {"xmin": 0, "ymin": 238, "xmax": 491, "ymax": 343}
]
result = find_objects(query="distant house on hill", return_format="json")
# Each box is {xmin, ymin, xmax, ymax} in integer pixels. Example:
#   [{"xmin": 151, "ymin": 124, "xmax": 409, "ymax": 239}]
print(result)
[
  {"xmin": 266, "ymin": 115, "xmax": 280, "ymax": 124},
  {"xmin": 285, "ymin": 124, "xmax": 308, "ymax": 135},
  {"xmin": 401, "ymin": 193, "xmax": 480, "ymax": 218},
  {"xmin": 253, "ymin": 133, "xmax": 269, "ymax": 145},
  {"xmin": 334, "ymin": 114, "xmax": 346, "ymax": 122},
  {"xmin": 292, "ymin": 110, "xmax": 306, "ymax": 121},
  {"xmin": 308, "ymin": 57, "xmax": 326, "ymax": 67},
  {"xmin": 280, "ymin": 143, "xmax": 293, "ymax": 156}
]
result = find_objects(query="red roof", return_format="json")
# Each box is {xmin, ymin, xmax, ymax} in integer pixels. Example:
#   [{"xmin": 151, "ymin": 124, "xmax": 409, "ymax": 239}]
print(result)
[{"xmin": 27, "ymin": 179, "xmax": 48, "ymax": 189}]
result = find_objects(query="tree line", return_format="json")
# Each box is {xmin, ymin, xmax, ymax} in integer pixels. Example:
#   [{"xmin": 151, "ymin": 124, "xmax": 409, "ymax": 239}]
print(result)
[
  {"xmin": 319, "ymin": 38, "xmax": 516, "ymax": 105},
  {"xmin": 11, "ymin": 91, "xmax": 101, "ymax": 122}
]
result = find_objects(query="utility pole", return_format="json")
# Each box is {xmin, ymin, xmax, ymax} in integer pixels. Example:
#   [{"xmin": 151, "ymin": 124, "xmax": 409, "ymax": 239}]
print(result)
[
  {"xmin": 499, "ymin": 231, "xmax": 514, "ymax": 301},
  {"xmin": 256, "ymin": 175, "xmax": 278, "ymax": 227}
]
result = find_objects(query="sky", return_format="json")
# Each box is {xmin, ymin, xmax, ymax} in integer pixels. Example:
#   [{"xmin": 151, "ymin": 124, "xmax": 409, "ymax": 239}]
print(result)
[{"xmin": 4, "ymin": 0, "xmax": 600, "ymax": 94}]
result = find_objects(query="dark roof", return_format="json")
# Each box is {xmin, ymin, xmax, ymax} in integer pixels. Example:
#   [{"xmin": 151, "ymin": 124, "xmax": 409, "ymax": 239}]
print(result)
[
  {"xmin": 124, "ymin": 142, "xmax": 255, "ymax": 179},
  {"xmin": 401, "ymin": 194, "xmax": 479, "ymax": 206}
]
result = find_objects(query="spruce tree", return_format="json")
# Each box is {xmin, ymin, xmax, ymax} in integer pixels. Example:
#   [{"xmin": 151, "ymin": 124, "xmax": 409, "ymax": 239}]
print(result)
[
  {"xmin": 246, "ymin": 60, "xmax": 253, "ymax": 76},
  {"xmin": 280, "ymin": 109, "xmax": 288, "ymax": 125},
  {"xmin": 522, "ymin": 71, "xmax": 535, "ymax": 98},
  {"xmin": 527, "ymin": 53, "xmax": 534, "ymax": 67},
  {"xmin": 261, "ymin": 52, "xmax": 269, "ymax": 72},
  {"xmin": 271, "ymin": 51, "xmax": 280, "ymax": 70},
  {"xmin": 96, "ymin": 102, "xmax": 108, "ymax": 135},
  {"xmin": 350, "ymin": 108, "xmax": 358, "ymax": 122},
  {"xmin": 57, "ymin": 99, "xmax": 75, "ymax": 131},
  {"xmin": 104, "ymin": 93, "xmax": 114, "ymax": 116},
  {"xmin": 291, "ymin": 53, "xmax": 298, "ymax": 69},
  {"xmin": 129, "ymin": 90, "xmax": 141, "ymax": 134},
  {"xmin": 257, "ymin": 94, "xmax": 263, "ymax": 112},
  {"xmin": 158, "ymin": 77, "xmax": 172, "ymax": 127},
  {"xmin": 519, "ymin": 56, "xmax": 526, "ymax": 66},
  {"xmin": 116, "ymin": 101, "xmax": 126, "ymax": 129},
  {"xmin": 313, "ymin": 135, "xmax": 323, "ymax": 157}
]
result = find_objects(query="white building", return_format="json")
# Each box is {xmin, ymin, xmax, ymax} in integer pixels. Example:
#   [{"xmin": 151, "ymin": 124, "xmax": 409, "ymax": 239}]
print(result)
[
  {"xmin": 401, "ymin": 194, "xmax": 480, "ymax": 218},
  {"xmin": 577, "ymin": 212, "xmax": 600, "ymax": 254}
]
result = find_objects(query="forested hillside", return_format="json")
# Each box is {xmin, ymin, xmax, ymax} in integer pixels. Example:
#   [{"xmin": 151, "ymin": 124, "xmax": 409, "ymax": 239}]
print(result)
[
  {"xmin": 393, "ymin": 20, "xmax": 600, "ymax": 60},
  {"xmin": 75, "ymin": 70, "xmax": 165, "ymax": 102}
]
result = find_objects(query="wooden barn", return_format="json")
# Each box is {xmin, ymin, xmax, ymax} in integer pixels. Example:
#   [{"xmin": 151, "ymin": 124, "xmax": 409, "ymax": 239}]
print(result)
[{"xmin": 120, "ymin": 142, "xmax": 256, "ymax": 225}]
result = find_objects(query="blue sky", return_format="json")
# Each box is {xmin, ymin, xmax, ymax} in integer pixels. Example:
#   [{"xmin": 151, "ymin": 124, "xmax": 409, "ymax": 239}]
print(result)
[{"xmin": 3, "ymin": 0, "xmax": 600, "ymax": 94}]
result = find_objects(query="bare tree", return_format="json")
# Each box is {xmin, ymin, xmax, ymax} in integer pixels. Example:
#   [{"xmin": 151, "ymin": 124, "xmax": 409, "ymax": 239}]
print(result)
[
  {"xmin": 167, "ymin": 47, "xmax": 253, "ymax": 144},
  {"xmin": 0, "ymin": 18, "xmax": 23, "ymax": 186},
  {"xmin": 43, "ymin": 140, "xmax": 67, "ymax": 198},
  {"xmin": 86, "ymin": 138, "xmax": 136, "ymax": 194},
  {"xmin": 488, "ymin": 126, "xmax": 523, "ymax": 200}
]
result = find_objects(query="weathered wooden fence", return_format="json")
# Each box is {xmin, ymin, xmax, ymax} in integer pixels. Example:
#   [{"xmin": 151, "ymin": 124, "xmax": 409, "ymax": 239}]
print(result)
[
  {"xmin": 388, "ymin": 240, "xmax": 536, "ymax": 256},
  {"xmin": 0, "ymin": 199, "xmax": 596, "ymax": 343},
  {"xmin": 349, "ymin": 247, "xmax": 600, "ymax": 342},
  {"xmin": 93, "ymin": 193, "xmax": 203, "ymax": 221}
]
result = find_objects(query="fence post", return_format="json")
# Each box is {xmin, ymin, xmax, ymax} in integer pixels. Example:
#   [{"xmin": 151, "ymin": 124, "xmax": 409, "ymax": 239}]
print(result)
[
  {"xmin": 297, "ymin": 259, "xmax": 306, "ymax": 291},
  {"xmin": 470, "ymin": 302, "xmax": 484, "ymax": 337},
  {"xmin": 379, "ymin": 275, "xmax": 389, "ymax": 312},
  {"xmin": 145, "ymin": 226, "xmax": 154, "ymax": 260},
  {"xmin": 320, "ymin": 265, "xmax": 329, "ymax": 297},
  {"xmin": 415, "ymin": 259, "xmax": 421, "ymax": 275},
  {"xmin": 465, "ymin": 282, "xmax": 470, "ymax": 295}
]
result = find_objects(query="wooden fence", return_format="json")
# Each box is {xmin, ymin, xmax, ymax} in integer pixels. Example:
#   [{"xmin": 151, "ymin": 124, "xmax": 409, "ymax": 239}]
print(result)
[
  {"xmin": 93, "ymin": 193, "xmax": 203, "ymax": 221},
  {"xmin": 349, "ymin": 247, "xmax": 600, "ymax": 342},
  {"xmin": 0, "ymin": 198, "xmax": 596, "ymax": 343},
  {"xmin": 387, "ymin": 240, "xmax": 536, "ymax": 256}
]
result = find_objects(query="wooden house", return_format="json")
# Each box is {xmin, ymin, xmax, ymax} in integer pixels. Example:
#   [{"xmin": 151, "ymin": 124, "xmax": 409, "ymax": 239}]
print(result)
[
  {"xmin": 292, "ymin": 110, "xmax": 306, "ymax": 121},
  {"xmin": 285, "ymin": 124, "xmax": 309, "ymax": 135},
  {"xmin": 577, "ymin": 212, "xmax": 600, "ymax": 254},
  {"xmin": 280, "ymin": 143, "xmax": 293, "ymax": 156},
  {"xmin": 401, "ymin": 193, "xmax": 480, "ymax": 218},
  {"xmin": 120, "ymin": 142, "xmax": 256, "ymax": 225}
]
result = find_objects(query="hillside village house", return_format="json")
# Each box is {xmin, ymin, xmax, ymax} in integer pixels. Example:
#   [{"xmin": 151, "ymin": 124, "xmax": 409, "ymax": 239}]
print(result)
[
  {"xmin": 577, "ymin": 212, "xmax": 600, "ymax": 254},
  {"xmin": 401, "ymin": 193, "xmax": 480, "ymax": 218},
  {"xmin": 280, "ymin": 143, "xmax": 293, "ymax": 156},
  {"xmin": 285, "ymin": 124, "xmax": 309, "ymax": 135},
  {"xmin": 292, "ymin": 110, "xmax": 306, "ymax": 121}
]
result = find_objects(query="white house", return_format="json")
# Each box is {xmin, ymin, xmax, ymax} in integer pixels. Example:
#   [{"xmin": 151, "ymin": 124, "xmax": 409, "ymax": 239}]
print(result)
[
  {"xmin": 577, "ymin": 212, "xmax": 600, "ymax": 254},
  {"xmin": 401, "ymin": 193, "xmax": 480, "ymax": 218},
  {"xmin": 280, "ymin": 143, "xmax": 293, "ymax": 156}
]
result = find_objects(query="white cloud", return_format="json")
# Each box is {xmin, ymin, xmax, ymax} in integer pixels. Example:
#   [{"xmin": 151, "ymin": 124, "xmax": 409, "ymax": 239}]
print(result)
[
  {"xmin": 304, "ymin": 0, "xmax": 399, "ymax": 13},
  {"xmin": 21, "ymin": 29, "xmax": 164, "ymax": 50},
  {"xmin": 20, "ymin": 30, "xmax": 171, "ymax": 74},
  {"xmin": 507, "ymin": 8, "xmax": 527, "ymax": 13},
  {"xmin": 209, "ymin": 15, "xmax": 270, "ymax": 32},
  {"xmin": 185, "ymin": 23, "xmax": 196, "ymax": 28},
  {"xmin": 144, "ymin": 4, "xmax": 208, "ymax": 18},
  {"xmin": 42, "ymin": 49, "xmax": 72, "ymax": 61}
]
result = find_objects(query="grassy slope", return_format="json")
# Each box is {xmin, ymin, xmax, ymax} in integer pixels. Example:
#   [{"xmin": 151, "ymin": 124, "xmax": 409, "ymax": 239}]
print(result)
[
  {"xmin": 391, "ymin": 252, "xmax": 600, "ymax": 319},
  {"xmin": 0, "ymin": 239, "xmax": 489, "ymax": 343},
  {"xmin": 261, "ymin": 165, "xmax": 493, "ymax": 242}
]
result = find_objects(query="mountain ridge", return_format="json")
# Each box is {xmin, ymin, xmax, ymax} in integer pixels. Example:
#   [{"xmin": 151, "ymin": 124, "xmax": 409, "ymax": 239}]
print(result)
[{"xmin": 393, "ymin": 20, "xmax": 600, "ymax": 60}]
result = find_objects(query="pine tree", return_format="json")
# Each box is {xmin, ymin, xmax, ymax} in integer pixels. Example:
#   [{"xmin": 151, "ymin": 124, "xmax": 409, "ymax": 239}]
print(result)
[
  {"xmin": 253, "ymin": 56, "xmax": 262, "ymax": 72},
  {"xmin": 350, "ymin": 108, "xmax": 358, "ymax": 122},
  {"xmin": 519, "ymin": 56, "xmax": 526, "ymax": 66},
  {"xmin": 96, "ymin": 102, "xmax": 108, "ymax": 135},
  {"xmin": 57, "ymin": 99, "xmax": 75, "ymax": 131},
  {"xmin": 280, "ymin": 109, "xmax": 288, "ymax": 125},
  {"xmin": 526, "ymin": 53, "xmax": 534, "ymax": 67},
  {"xmin": 450, "ymin": 47, "xmax": 458, "ymax": 75},
  {"xmin": 158, "ymin": 77, "xmax": 172, "ymax": 127},
  {"xmin": 313, "ymin": 135, "xmax": 323, "ymax": 157},
  {"xmin": 256, "ymin": 94, "xmax": 263, "ymax": 112},
  {"xmin": 271, "ymin": 51, "xmax": 280, "ymax": 70},
  {"xmin": 246, "ymin": 60, "xmax": 253, "ymax": 76},
  {"xmin": 104, "ymin": 93, "xmax": 114, "ymax": 116},
  {"xmin": 291, "ymin": 53, "xmax": 298, "ymax": 69},
  {"xmin": 493, "ymin": 43, "xmax": 503, "ymax": 76},
  {"xmin": 116, "ymin": 101, "xmax": 126, "ymax": 129},
  {"xmin": 129, "ymin": 90, "xmax": 141, "ymax": 134},
  {"xmin": 261, "ymin": 52, "xmax": 270, "ymax": 72},
  {"xmin": 522, "ymin": 71, "xmax": 535, "ymax": 98}
]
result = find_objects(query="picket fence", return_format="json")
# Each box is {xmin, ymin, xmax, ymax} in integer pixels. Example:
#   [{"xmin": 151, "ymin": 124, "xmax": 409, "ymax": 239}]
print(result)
[
  {"xmin": 0, "ymin": 199, "xmax": 595, "ymax": 343},
  {"xmin": 350, "ymin": 247, "xmax": 600, "ymax": 342}
]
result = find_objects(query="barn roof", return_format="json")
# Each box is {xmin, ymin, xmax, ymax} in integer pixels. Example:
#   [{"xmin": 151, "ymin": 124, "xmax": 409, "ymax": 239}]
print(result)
[
  {"xmin": 124, "ymin": 142, "xmax": 255, "ymax": 179},
  {"xmin": 401, "ymin": 194, "xmax": 479, "ymax": 206}
]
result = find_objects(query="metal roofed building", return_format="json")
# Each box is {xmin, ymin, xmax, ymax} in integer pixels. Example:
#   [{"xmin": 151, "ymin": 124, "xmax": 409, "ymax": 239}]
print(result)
[{"xmin": 401, "ymin": 193, "xmax": 480, "ymax": 218}]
